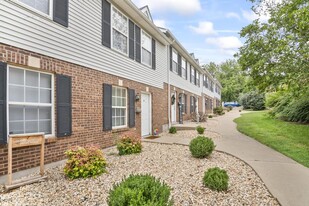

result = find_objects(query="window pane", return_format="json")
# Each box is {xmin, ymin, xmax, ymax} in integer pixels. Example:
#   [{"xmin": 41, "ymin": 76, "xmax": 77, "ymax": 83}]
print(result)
[
  {"xmin": 25, "ymin": 121, "xmax": 38, "ymax": 133},
  {"xmin": 35, "ymin": 0, "xmax": 49, "ymax": 14},
  {"xmin": 115, "ymin": 117, "xmax": 120, "ymax": 126},
  {"xmin": 172, "ymin": 51, "xmax": 177, "ymax": 62},
  {"xmin": 116, "ymin": 108, "xmax": 120, "ymax": 116},
  {"xmin": 25, "ymin": 87, "xmax": 39, "ymax": 102},
  {"xmin": 142, "ymin": 48, "xmax": 151, "ymax": 66},
  {"xmin": 9, "ymin": 85, "xmax": 24, "ymax": 102},
  {"xmin": 19, "ymin": 0, "xmax": 49, "ymax": 15},
  {"xmin": 9, "ymin": 122, "xmax": 24, "ymax": 134},
  {"xmin": 112, "ymin": 87, "xmax": 116, "ymax": 96},
  {"xmin": 112, "ymin": 29, "xmax": 127, "ymax": 54},
  {"xmin": 121, "ymin": 89, "xmax": 126, "ymax": 97},
  {"xmin": 39, "ymin": 107, "xmax": 51, "ymax": 120},
  {"xmin": 120, "ymin": 108, "xmax": 125, "ymax": 116},
  {"xmin": 9, "ymin": 105, "xmax": 24, "ymax": 121},
  {"xmin": 9, "ymin": 68, "xmax": 24, "ymax": 85},
  {"xmin": 40, "ymin": 89, "xmax": 51, "ymax": 103},
  {"xmin": 39, "ymin": 120, "xmax": 51, "ymax": 134},
  {"xmin": 112, "ymin": 108, "xmax": 116, "ymax": 117},
  {"xmin": 112, "ymin": 117, "xmax": 116, "ymax": 127},
  {"xmin": 120, "ymin": 117, "xmax": 125, "ymax": 126},
  {"xmin": 26, "ymin": 70, "xmax": 39, "ymax": 87},
  {"xmin": 112, "ymin": 8, "xmax": 128, "ymax": 35},
  {"xmin": 40, "ymin": 73, "xmax": 51, "ymax": 88},
  {"xmin": 117, "ymin": 98, "xmax": 121, "ymax": 107},
  {"xmin": 25, "ymin": 106, "xmax": 38, "ymax": 121},
  {"xmin": 112, "ymin": 97, "xmax": 116, "ymax": 106},
  {"xmin": 142, "ymin": 32, "xmax": 151, "ymax": 51}
]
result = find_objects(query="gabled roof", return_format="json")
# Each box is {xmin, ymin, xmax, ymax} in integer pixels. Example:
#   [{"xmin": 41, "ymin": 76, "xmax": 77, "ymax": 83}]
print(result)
[{"xmin": 139, "ymin": 5, "xmax": 153, "ymax": 22}]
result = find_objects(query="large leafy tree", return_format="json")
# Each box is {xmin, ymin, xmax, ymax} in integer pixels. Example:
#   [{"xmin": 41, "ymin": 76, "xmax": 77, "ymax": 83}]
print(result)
[
  {"xmin": 203, "ymin": 60, "xmax": 249, "ymax": 102},
  {"xmin": 237, "ymin": 0, "xmax": 309, "ymax": 94}
]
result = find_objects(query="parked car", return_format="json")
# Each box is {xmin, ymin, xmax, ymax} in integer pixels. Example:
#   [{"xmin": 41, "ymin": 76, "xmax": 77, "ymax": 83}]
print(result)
[{"xmin": 223, "ymin": 102, "xmax": 241, "ymax": 107}]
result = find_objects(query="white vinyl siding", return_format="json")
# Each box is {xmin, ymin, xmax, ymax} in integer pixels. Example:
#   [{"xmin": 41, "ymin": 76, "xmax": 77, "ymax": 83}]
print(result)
[
  {"xmin": 112, "ymin": 86, "xmax": 127, "ymax": 128},
  {"xmin": 8, "ymin": 67, "xmax": 54, "ymax": 136},
  {"xmin": 141, "ymin": 31, "xmax": 152, "ymax": 66},
  {"xmin": 0, "ymin": 1, "xmax": 167, "ymax": 89}
]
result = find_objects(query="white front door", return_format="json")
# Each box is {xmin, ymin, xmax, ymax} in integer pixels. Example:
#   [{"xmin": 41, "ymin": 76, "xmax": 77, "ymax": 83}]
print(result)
[
  {"xmin": 171, "ymin": 92, "xmax": 176, "ymax": 123},
  {"xmin": 141, "ymin": 93, "xmax": 152, "ymax": 137}
]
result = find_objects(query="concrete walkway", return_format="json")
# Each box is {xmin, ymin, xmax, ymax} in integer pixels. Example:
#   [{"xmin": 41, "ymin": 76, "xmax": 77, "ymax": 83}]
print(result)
[{"xmin": 145, "ymin": 110, "xmax": 309, "ymax": 206}]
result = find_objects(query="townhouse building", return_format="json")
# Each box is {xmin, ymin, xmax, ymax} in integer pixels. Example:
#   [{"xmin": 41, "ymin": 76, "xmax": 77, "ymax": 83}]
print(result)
[{"xmin": 0, "ymin": 0, "xmax": 221, "ymax": 176}]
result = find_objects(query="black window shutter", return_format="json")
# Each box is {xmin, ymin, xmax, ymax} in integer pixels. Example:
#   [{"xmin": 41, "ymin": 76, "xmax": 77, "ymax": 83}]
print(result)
[
  {"xmin": 0, "ymin": 63, "xmax": 7, "ymax": 144},
  {"xmin": 169, "ymin": 46, "xmax": 173, "ymax": 71},
  {"xmin": 178, "ymin": 54, "xmax": 182, "ymax": 76},
  {"xmin": 56, "ymin": 74, "xmax": 72, "ymax": 137},
  {"xmin": 129, "ymin": 20, "xmax": 135, "ymax": 60},
  {"xmin": 135, "ymin": 25, "xmax": 141, "ymax": 63},
  {"xmin": 102, "ymin": 0, "xmax": 111, "ymax": 48},
  {"xmin": 128, "ymin": 89, "xmax": 135, "ymax": 128},
  {"xmin": 53, "ymin": 0, "xmax": 69, "ymax": 27},
  {"xmin": 103, "ymin": 84, "xmax": 112, "ymax": 131},
  {"xmin": 152, "ymin": 38, "xmax": 156, "ymax": 70}
]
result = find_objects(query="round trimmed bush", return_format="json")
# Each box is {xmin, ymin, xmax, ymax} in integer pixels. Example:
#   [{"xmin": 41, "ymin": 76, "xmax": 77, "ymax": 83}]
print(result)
[
  {"xmin": 203, "ymin": 167, "xmax": 229, "ymax": 191},
  {"xmin": 189, "ymin": 136, "xmax": 215, "ymax": 158},
  {"xmin": 169, "ymin": 126, "xmax": 177, "ymax": 134},
  {"xmin": 108, "ymin": 174, "xmax": 172, "ymax": 206},
  {"xmin": 196, "ymin": 126, "xmax": 205, "ymax": 134}
]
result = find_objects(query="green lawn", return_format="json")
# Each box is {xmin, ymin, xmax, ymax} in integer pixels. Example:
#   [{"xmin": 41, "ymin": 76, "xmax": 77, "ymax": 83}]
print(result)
[{"xmin": 234, "ymin": 111, "xmax": 309, "ymax": 167}]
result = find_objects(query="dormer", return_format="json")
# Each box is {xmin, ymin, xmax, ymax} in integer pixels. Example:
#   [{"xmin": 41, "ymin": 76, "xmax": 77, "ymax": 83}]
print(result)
[
  {"xmin": 140, "ymin": 5, "xmax": 153, "ymax": 22},
  {"xmin": 190, "ymin": 53, "xmax": 195, "ymax": 58}
]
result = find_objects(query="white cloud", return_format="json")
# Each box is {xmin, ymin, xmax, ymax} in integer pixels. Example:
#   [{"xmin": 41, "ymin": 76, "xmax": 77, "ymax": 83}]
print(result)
[
  {"xmin": 132, "ymin": 0, "xmax": 201, "ymax": 15},
  {"xmin": 153, "ymin": 19, "xmax": 167, "ymax": 28},
  {"xmin": 206, "ymin": 36, "xmax": 243, "ymax": 49},
  {"xmin": 189, "ymin": 21, "xmax": 216, "ymax": 35},
  {"xmin": 242, "ymin": 10, "xmax": 269, "ymax": 22},
  {"xmin": 226, "ymin": 12, "xmax": 241, "ymax": 20}
]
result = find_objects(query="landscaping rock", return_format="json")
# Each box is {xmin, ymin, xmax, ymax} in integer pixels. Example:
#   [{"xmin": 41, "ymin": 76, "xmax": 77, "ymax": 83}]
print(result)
[{"xmin": 0, "ymin": 143, "xmax": 279, "ymax": 206}]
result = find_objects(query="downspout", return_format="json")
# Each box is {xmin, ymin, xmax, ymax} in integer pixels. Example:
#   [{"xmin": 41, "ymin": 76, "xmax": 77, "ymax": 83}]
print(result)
[{"xmin": 167, "ymin": 39, "xmax": 175, "ymax": 128}]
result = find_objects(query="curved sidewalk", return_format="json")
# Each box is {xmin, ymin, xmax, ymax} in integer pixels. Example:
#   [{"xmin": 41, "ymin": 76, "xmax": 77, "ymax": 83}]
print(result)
[
  {"xmin": 145, "ymin": 110, "xmax": 309, "ymax": 206},
  {"xmin": 212, "ymin": 111, "xmax": 309, "ymax": 206}
]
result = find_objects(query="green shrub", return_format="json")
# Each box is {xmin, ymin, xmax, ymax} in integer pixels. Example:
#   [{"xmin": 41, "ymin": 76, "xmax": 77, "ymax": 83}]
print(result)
[
  {"xmin": 281, "ymin": 96, "xmax": 309, "ymax": 123},
  {"xmin": 108, "ymin": 174, "xmax": 173, "ymax": 206},
  {"xmin": 239, "ymin": 91, "xmax": 265, "ymax": 111},
  {"xmin": 117, "ymin": 135, "xmax": 142, "ymax": 156},
  {"xmin": 196, "ymin": 126, "xmax": 205, "ymax": 134},
  {"xmin": 203, "ymin": 167, "xmax": 229, "ymax": 191},
  {"xmin": 208, "ymin": 115, "xmax": 213, "ymax": 118},
  {"xmin": 265, "ymin": 91, "xmax": 285, "ymax": 108},
  {"xmin": 64, "ymin": 145, "xmax": 107, "ymax": 179},
  {"xmin": 213, "ymin": 107, "xmax": 224, "ymax": 115},
  {"xmin": 169, "ymin": 126, "xmax": 177, "ymax": 134},
  {"xmin": 189, "ymin": 136, "xmax": 215, "ymax": 158}
]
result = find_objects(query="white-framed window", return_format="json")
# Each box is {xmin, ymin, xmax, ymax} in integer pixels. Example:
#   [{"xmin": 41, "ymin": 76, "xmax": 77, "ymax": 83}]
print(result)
[
  {"xmin": 141, "ymin": 31, "xmax": 152, "ymax": 67},
  {"xmin": 8, "ymin": 67, "xmax": 54, "ymax": 136},
  {"xmin": 181, "ymin": 58, "xmax": 186, "ymax": 79},
  {"xmin": 172, "ymin": 50, "xmax": 178, "ymax": 73},
  {"xmin": 111, "ymin": 7, "xmax": 128, "ymax": 55},
  {"xmin": 191, "ymin": 68, "xmax": 195, "ymax": 84},
  {"xmin": 196, "ymin": 72, "xmax": 200, "ymax": 87},
  {"xmin": 18, "ymin": 0, "xmax": 53, "ymax": 17},
  {"xmin": 112, "ymin": 86, "xmax": 127, "ymax": 128}
]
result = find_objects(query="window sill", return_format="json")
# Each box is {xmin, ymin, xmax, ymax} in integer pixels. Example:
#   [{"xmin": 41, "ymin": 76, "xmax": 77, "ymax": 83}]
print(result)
[{"xmin": 112, "ymin": 127, "xmax": 131, "ymax": 133}]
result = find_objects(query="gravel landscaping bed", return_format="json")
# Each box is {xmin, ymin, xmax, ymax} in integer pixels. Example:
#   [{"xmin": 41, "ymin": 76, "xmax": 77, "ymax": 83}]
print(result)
[
  {"xmin": 161, "ymin": 130, "xmax": 221, "ymax": 140},
  {"xmin": 0, "ymin": 143, "xmax": 279, "ymax": 206}
]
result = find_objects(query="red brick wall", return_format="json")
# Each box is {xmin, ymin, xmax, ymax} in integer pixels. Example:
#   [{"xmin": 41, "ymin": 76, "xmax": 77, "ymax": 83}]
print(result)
[
  {"xmin": 0, "ymin": 44, "xmax": 168, "ymax": 175},
  {"xmin": 169, "ymin": 85, "xmax": 205, "ymax": 123}
]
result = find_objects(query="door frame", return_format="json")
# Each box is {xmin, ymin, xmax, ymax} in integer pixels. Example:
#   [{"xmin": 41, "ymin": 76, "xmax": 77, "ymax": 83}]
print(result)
[
  {"xmin": 141, "ymin": 92, "xmax": 152, "ymax": 137},
  {"xmin": 171, "ymin": 92, "xmax": 177, "ymax": 123}
]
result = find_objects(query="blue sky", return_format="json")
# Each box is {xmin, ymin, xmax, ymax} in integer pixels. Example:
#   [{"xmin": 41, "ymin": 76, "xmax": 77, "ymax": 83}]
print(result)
[{"xmin": 132, "ymin": 0, "xmax": 264, "ymax": 64}]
